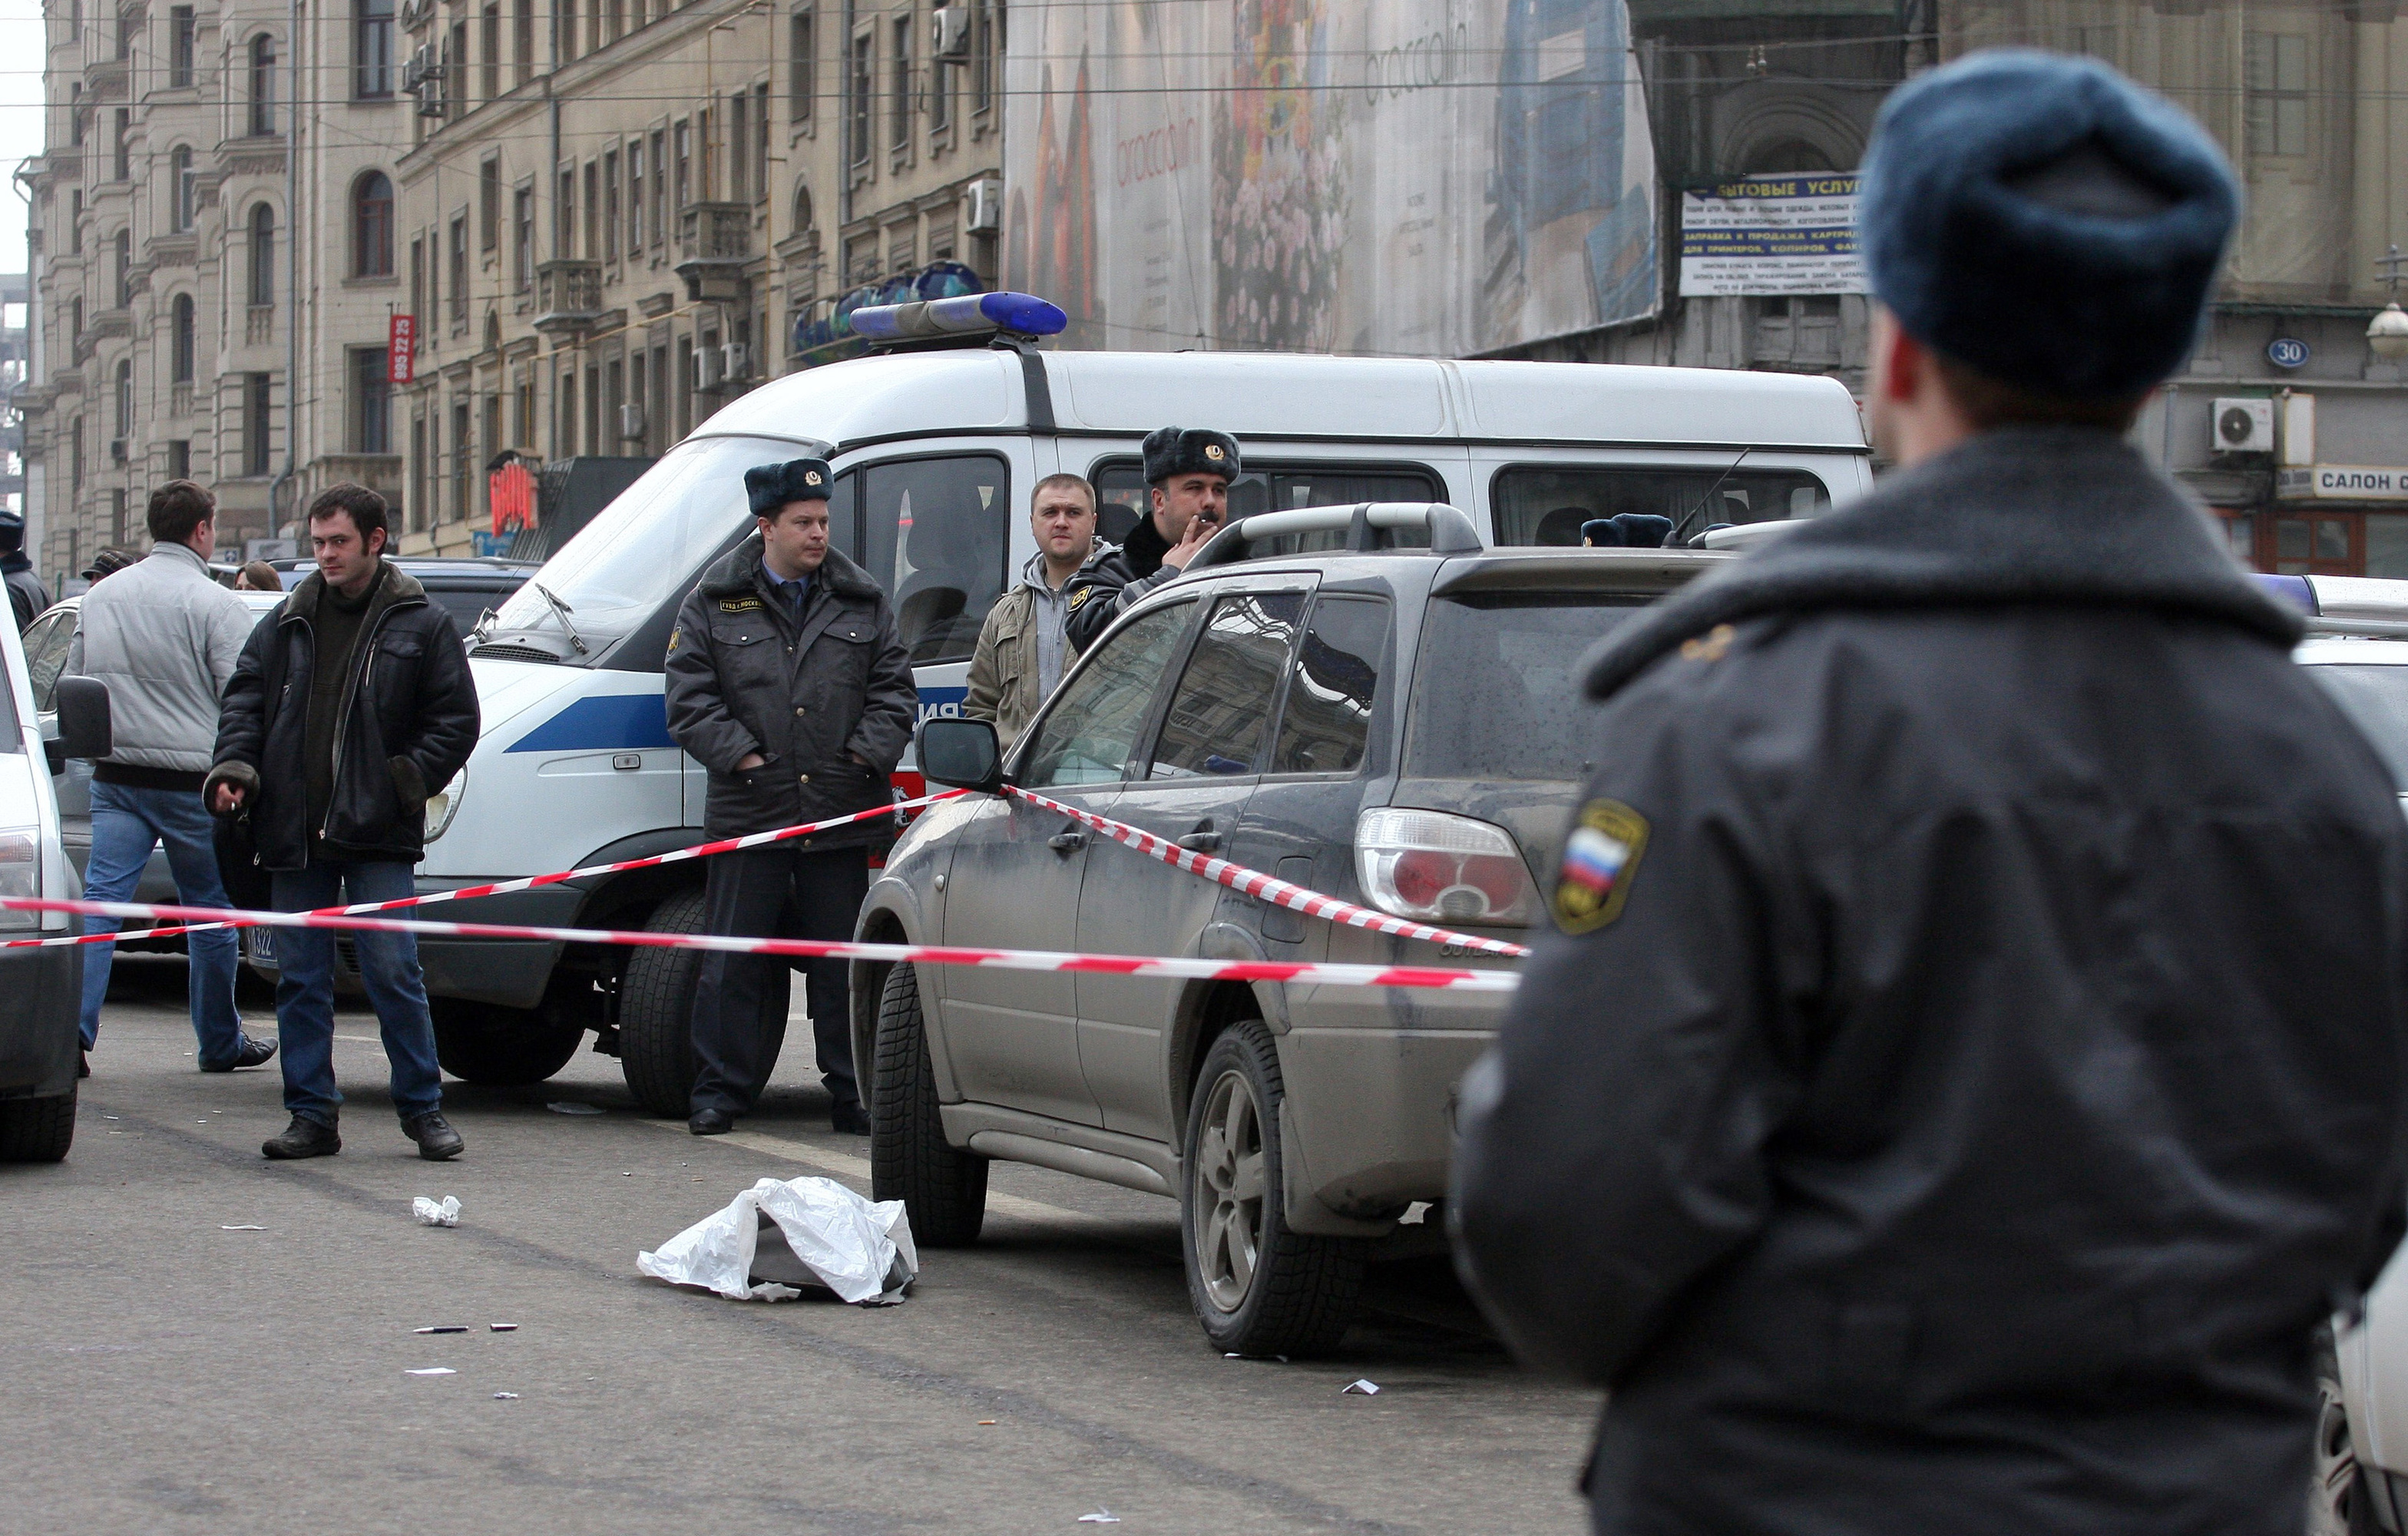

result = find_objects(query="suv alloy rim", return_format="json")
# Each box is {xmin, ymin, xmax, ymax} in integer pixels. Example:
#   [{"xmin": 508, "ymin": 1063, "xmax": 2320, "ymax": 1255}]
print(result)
[{"xmin": 1192, "ymin": 1067, "xmax": 1267, "ymax": 1313}]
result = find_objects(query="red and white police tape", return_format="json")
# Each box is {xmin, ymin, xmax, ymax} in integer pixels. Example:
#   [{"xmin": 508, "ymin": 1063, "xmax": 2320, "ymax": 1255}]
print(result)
[
  {"xmin": 1001, "ymin": 786, "xmax": 1533, "ymax": 960},
  {"xmin": 0, "ymin": 791, "xmax": 970, "ymax": 951},
  {"xmin": 0, "ymin": 895, "xmax": 1521, "ymax": 993}
]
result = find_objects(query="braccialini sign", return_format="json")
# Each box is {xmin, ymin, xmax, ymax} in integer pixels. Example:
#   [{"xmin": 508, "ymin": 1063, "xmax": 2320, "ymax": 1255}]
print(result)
[
  {"xmin": 1003, "ymin": 0, "xmax": 1660, "ymax": 357},
  {"xmin": 1678, "ymin": 175, "xmax": 1868, "ymax": 297}
]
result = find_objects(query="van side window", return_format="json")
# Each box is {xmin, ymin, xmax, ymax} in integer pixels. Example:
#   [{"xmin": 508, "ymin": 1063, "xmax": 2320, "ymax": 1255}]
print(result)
[
  {"xmin": 1491, "ymin": 465, "xmax": 1831, "ymax": 547},
  {"xmin": 1148, "ymin": 592, "xmax": 1307, "ymax": 780},
  {"xmin": 1090, "ymin": 462, "xmax": 1441, "ymax": 549},
  {"xmin": 857, "ymin": 452, "xmax": 1009, "ymax": 666},
  {"xmin": 1018, "ymin": 601, "xmax": 1195, "ymax": 789},
  {"xmin": 1269, "ymin": 595, "xmax": 1388, "ymax": 776}
]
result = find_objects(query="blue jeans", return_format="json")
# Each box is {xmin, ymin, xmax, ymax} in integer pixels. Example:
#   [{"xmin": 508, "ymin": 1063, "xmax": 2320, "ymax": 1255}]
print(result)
[
  {"xmin": 79, "ymin": 778, "xmax": 246, "ymax": 1064},
  {"xmin": 271, "ymin": 859, "xmax": 442, "ymax": 1125}
]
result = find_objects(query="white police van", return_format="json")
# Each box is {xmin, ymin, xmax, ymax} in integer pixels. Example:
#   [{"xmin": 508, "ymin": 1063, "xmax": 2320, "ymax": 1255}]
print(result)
[{"xmin": 367, "ymin": 293, "xmax": 1871, "ymax": 1099}]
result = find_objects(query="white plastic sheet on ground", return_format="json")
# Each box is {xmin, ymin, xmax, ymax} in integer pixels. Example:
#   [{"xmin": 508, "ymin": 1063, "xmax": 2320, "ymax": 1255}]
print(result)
[{"xmin": 637, "ymin": 1177, "xmax": 918, "ymax": 1305}]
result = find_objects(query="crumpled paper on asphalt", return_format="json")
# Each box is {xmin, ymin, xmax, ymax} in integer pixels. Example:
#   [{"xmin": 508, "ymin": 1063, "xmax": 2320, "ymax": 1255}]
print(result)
[{"xmin": 637, "ymin": 1176, "xmax": 918, "ymax": 1305}]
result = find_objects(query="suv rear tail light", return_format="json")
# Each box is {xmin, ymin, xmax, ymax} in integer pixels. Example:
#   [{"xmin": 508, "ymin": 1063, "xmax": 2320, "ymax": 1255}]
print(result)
[{"xmin": 1355, "ymin": 809, "xmax": 1537, "ymax": 928}]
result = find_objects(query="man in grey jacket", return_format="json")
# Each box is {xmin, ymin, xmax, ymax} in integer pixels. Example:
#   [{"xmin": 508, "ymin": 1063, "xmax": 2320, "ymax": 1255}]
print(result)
[
  {"xmin": 963, "ymin": 473, "xmax": 1107, "ymax": 751},
  {"xmin": 69, "ymin": 481, "xmax": 273, "ymax": 1073}
]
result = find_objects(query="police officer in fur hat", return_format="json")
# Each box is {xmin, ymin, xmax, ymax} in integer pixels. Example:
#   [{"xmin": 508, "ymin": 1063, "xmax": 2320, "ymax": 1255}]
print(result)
[
  {"xmin": 1, "ymin": 508, "xmax": 49, "ymax": 632},
  {"xmin": 663, "ymin": 455, "xmax": 916, "ymax": 1137},
  {"xmin": 1062, "ymin": 426, "xmax": 1239, "ymax": 654},
  {"xmin": 1453, "ymin": 51, "xmax": 2408, "ymax": 1536}
]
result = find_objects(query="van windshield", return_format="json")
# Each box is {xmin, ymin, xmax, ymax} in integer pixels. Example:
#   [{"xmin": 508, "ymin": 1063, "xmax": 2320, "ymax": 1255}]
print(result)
[
  {"xmin": 488, "ymin": 435, "xmax": 803, "ymax": 654},
  {"xmin": 1406, "ymin": 594, "xmax": 1645, "ymax": 780}
]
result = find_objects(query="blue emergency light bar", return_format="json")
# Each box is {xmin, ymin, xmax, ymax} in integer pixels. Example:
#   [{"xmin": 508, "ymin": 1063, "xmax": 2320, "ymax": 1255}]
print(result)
[{"xmin": 848, "ymin": 290, "xmax": 1067, "ymax": 343}]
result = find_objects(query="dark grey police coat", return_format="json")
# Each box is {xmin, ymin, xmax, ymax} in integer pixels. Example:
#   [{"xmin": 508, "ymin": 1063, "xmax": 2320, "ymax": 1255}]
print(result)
[
  {"xmin": 1451, "ymin": 427, "xmax": 2408, "ymax": 1536},
  {"xmin": 663, "ymin": 538, "xmax": 915, "ymax": 846}
]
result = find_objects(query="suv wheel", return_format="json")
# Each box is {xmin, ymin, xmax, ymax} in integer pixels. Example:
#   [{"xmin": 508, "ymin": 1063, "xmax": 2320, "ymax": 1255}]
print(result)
[
  {"xmin": 430, "ymin": 998, "xmax": 584, "ymax": 1086},
  {"xmin": 618, "ymin": 887, "xmax": 707, "ymax": 1117},
  {"xmin": 0, "ymin": 1082, "xmax": 76, "ymax": 1163},
  {"xmin": 2313, "ymin": 1329, "xmax": 2381, "ymax": 1536},
  {"xmin": 1180, "ymin": 1018, "xmax": 1364, "ymax": 1357},
  {"xmin": 870, "ymin": 962, "xmax": 987, "ymax": 1246}
]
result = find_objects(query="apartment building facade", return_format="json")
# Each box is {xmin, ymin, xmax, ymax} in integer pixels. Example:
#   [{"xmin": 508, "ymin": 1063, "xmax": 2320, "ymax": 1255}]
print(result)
[
  {"xmin": 19, "ymin": 0, "xmax": 414, "ymax": 588},
  {"xmin": 389, "ymin": 0, "xmax": 1001, "ymax": 553}
]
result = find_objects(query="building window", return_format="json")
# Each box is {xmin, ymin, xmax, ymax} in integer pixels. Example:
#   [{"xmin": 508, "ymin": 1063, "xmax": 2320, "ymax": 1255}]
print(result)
[
  {"xmin": 249, "ymin": 33, "xmax": 276, "ymax": 136},
  {"xmin": 113, "ymin": 229, "xmax": 131, "ymax": 307},
  {"xmin": 514, "ymin": 0, "xmax": 531, "ymax": 84},
  {"xmin": 602, "ymin": 147, "xmax": 619, "ymax": 261},
  {"xmin": 167, "ymin": 145, "xmax": 194, "ymax": 230},
  {"xmin": 449, "ymin": 215, "xmax": 468, "ymax": 323},
  {"xmin": 848, "ymin": 29, "xmax": 872, "ymax": 169},
  {"xmin": 452, "ymin": 400, "xmax": 471, "ymax": 519},
  {"xmin": 249, "ymin": 204, "xmax": 275, "ymax": 306},
  {"xmin": 791, "ymin": 181, "xmax": 812, "ymax": 242},
  {"xmin": 673, "ymin": 119, "xmax": 690, "ymax": 215},
  {"xmin": 627, "ymin": 139, "xmax": 643, "ymax": 251},
  {"xmin": 71, "ymin": 418, "xmax": 83, "ymax": 495},
  {"xmin": 412, "ymin": 415, "xmax": 428, "ymax": 529},
  {"xmin": 111, "ymin": 108, "xmax": 129, "ymax": 180},
  {"xmin": 115, "ymin": 4, "xmax": 137, "ymax": 61},
  {"xmin": 71, "ymin": 297, "xmax": 83, "ymax": 345},
  {"xmin": 352, "ymin": 348, "xmax": 392, "ymax": 453},
  {"xmin": 754, "ymin": 82, "xmax": 769, "ymax": 201},
  {"xmin": 971, "ymin": 0, "xmax": 994, "ymax": 120},
  {"xmin": 356, "ymin": 0, "xmax": 394, "ymax": 96},
  {"xmin": 557, "ymin": 165, "xmax": 574, "ymax": 258},
  {"xmin": 513, "ymin": 186, "xmax": 533, "ymax": 291},
  {"xmin": 410, "ymin": 235, "xmax": 425, "ymax": 321},
  {"xmin": 888, "ymin": 14, "xmax": 910, "ymax": 154},
  {"xmin": 355, "ymin": 170, "xmax": 395, "ymax": 276},
  {"xmin": 170, "ymin": 293, "xmax": 195, "ymax": 382},
  {"xmin": 789, "ymin": 8, "xmax": 813, "ymax": 125},
  {"xmin": 583, "ymin": 159, "xmax": 599, "ymax": 261},
  {"xmin": 243, "ymin": 373, "xmax": 272, "ymax": 475},
  {"xmin": 514, "ymin": 377, "xmax": 533, "ymax": 446},
  {"xmin": 929, "ymin": 38, "xmax": 950, "ymax": 137},
  {"xmin": 168, "ymin": 4, "xmax": 194, "ymax": 84},
  {"xmin": 729, "ymin": 89, "xmax": 749, "ymax": 204},
  {"xmin": 2246, "ymin": 32, "xmax": 2309, "ymax": 158},
  {"xmin": 481, "ymin": 3, "xmax": 500, "ymax": 99},
  {"xmin": 167, "ymin": 439, "xmax": 189, "ymax": 480},
  {"xmin": 68, "ymin": 191, "xmax": 81, "ymax": 255},
  {"xmin": 479, "ymin": 156, "xmax": 500, "ymax": 250},
  {"xmin": 114, "ymin": 359, "xmax": 131, "ymax": 435},
  {"xmin": 558, "ymin": 368, "xmax": 575, "ymax": 455},
  {"xmin": 649, "ymin": 129, "xmax": 666, "ymax": 247}
]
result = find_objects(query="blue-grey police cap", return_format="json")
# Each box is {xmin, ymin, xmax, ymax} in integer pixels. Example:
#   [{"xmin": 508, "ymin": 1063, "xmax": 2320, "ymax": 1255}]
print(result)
[
  {"xmin": 1141, "ymin": 426, "xmax": 1241, "ymax": 485},
  {"xmin": 1857, "ymin": 49, "xmax": 2239, "ymax": 401},
  {"xmin": 744, "ymin": 457, "xmax": 833, "ymax": 516}
]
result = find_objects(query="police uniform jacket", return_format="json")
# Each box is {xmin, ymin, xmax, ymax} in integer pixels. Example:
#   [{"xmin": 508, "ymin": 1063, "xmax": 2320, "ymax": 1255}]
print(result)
[
  {"xmin": 1451, "ymin": 427, "xmax": 2408, "ymax": 1536},
  {"xmin": 1062, "ymin": 511, "xmax": 1178, "ymax": 655},
  {"xmin": 664, "ymin": 536, "xmax": 915, "ymax": 844}
]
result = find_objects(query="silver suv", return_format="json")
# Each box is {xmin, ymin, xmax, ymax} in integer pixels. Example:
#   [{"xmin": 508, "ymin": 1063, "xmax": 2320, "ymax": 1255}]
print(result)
[{"xmin": 852, "ymin": 504, "xmax": 1723, "ymax": 1355}]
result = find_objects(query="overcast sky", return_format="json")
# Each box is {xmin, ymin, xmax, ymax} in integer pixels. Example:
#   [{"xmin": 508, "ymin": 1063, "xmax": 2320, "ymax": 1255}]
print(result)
[{"xmin": 0, "ymin": 0, "xmax": 44, "ymax": 277}]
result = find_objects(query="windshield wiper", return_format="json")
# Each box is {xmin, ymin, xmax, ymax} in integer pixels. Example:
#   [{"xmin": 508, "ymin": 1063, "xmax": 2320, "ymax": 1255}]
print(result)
[{"xmin": 530, "ymin": 581, "xmax": 590, "ymax": 655}]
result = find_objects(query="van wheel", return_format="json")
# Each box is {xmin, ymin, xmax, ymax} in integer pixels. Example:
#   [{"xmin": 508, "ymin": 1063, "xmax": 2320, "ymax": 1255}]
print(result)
[
  {"xmin": 0, "ymin": 1084, "xmax": 76, "ymax": 1163},
  {"xmin": 430, "ymin": 998, "xmax": 584, "ymax": 1086},
  {"xmin": 1181, "ymin": 1018, "xmax": 1364, "ymax": 1357},
  {"xmin": 870, "ymin": 962, "xmax": 987, "ymax": 1246},
  {"xmin": 2312, "ymin": 1329, "xmax": 2380, "ymax": 1536},
  {"xmin": 618, "ymin": 887, "xmax": 707, "ymax": 1118}
]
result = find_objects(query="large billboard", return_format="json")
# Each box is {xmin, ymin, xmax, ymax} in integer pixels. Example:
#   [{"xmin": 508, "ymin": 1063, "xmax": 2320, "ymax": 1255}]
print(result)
[{"xmin": 1004, "ymin": 0, "xmax": 1658, "ymax": 358}]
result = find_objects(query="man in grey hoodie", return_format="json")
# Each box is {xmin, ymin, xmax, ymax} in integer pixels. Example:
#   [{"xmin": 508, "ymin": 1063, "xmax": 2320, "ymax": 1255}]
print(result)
[
  {"xmin": 68, "ymin": 481, "xmax": 274, "ymax": 1074},
  {"xmin": 963, "ymin": 473, "xmax": 1108, "ymax": 750}
]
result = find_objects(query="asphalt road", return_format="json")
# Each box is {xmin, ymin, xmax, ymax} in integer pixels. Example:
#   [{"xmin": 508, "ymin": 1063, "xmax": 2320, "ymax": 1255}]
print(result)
[{"xmin": 3, "ymin": 957, "xmax": 1599, "ymax": 1534}]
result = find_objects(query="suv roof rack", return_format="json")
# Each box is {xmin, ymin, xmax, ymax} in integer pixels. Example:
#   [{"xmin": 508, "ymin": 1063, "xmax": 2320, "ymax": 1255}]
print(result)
[
  {"xmin": 1185, "ymin": 502, "xmax": 1484, "ymax": 571},
  {"xmin": 2258, "ymin": 573, "xmax": 2408, "ymax": 637}
]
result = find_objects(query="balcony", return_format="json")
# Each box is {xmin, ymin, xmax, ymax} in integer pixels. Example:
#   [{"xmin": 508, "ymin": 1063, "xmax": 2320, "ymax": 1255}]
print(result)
[
  {"xmin": 244, "ymin": 305, "xmax": 275, "ymax": 346},
  {"xmin": 674, "ymin": 203, "xmax": 752, "ymax": 303},
  {"xmin": 306, "ymin": 454, "xmax": 405, "ymax": 502},
  {"xmin": 84, "ymin": 58, "xmax": 128, "ymax": 99},
  {"xmin": 532, "ymin": 260, "xmax": 604, "ymax": 336},
  {"xmin": 170, "ymin": 382, "xmax": 194, "ymax": 418}
]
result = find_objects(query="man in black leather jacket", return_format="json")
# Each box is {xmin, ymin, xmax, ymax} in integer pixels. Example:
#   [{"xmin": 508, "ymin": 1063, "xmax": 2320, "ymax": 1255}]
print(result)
[
  {"xmin": 664, "ymin": 456, "xmax": 915, "ymax": 1137},
  {"xmin": 207, "ymin": 484, "xmax": 479, "ymax": 1164},
  {"xmin": 1061, "ymin": 426, "xmax": 1237, "ymax": 655}
]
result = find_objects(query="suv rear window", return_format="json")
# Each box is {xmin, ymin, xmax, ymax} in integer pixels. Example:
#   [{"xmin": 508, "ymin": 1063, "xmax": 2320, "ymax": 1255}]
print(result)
[{"xmin": 1406, "ymin": 594, "xmax": 1645, "ymax": 780}]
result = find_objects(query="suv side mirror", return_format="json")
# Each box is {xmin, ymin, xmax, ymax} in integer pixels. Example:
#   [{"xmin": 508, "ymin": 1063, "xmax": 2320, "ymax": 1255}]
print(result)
[
  {"xmin": 917, "ymin": 717, "xmax": 1002, "ymax": 794},
  {"xmin": 48, "ymin": 676, "xmax": 112, "ymax": 774}
]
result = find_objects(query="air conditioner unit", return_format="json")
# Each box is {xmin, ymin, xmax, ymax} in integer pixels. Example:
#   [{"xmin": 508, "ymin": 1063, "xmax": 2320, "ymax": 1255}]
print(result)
[
  {"xmin": 693, "ymin": 345, "xmax": 723, "ymax": 391},
  {"xmin": 108, "ymin": 436, "xmax": 127, "ymax": 463},
  {"xmin": 618, "ymin": 402, "xmax": 646, "ymax": 441},
  {"xmin": 721, "ymin": 342, "xmax": 749, "ymax": 382},
  {"xmin": 963, "ymin": 177, "xmax": 1002, "ymax": 234},
  {"xmin": 931, "ymin": 5, "xmax": 971, "ymax": 57},
  {"xmin": 2212, "ymin": 397, "xmax": 2275, "ymax": 455},
  {"xmin": 416, "ymin": 80, "xmax": 446, "ymax": 118}
]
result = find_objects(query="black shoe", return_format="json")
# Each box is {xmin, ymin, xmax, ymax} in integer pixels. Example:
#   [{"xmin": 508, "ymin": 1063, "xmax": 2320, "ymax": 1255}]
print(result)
[
  {"xmin": 262, "ymin": 1114, "xmax": 341, "ymax": 1160},
  {"xmin": 689, "ymin": 1107, "xmax": 736, "ymax": 1136},
  {"xmin": 401, "ymin": 1111, "xmax": 465, "ymax": 1161},
  {"xmin": 201, "ymin": 1034, "xmax": 279, "ymax": 1074},
  {"xmin": 78, "ymin": 1051, "xmax": 90, "ymax": 1079},
  {"xmin": 829, "ymin": 1100, "xmax": 870, "ymax": 1136}
]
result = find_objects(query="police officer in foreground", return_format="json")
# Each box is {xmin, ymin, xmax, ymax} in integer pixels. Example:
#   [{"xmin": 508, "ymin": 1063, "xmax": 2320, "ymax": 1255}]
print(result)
[
  {"xmin": 1453, "ymin": 51, "xmax": 2408, "ymax": 1536},
  {"xmin": 1062, "ymin": 425, "xmax": 1238, "ymax": 654},
  {"xmin": 664, "ymin": 458, "xmax": 915, "ymax": 1137}
]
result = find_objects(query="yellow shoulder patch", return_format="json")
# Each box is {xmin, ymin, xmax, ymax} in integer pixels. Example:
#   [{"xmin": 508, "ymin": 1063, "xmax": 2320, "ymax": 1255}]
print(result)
[
  {"xmin": 1067, "ymin": 587, "xmax": 1093, "ymax": 611},
  {"xmin": 1553, "ymin": 799, "xmax": 1649, "ymax": 935},
  {"xmin": 719, "ymin": 597, "xmax": 764, "ymax": 613},
  {"xmin": 1679, "ymin": 624, "xmax": 1735, "ymax": 663},
  {"xmin": 666, "ymin": 627, "xmax": 680, "ymax": 653}
]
